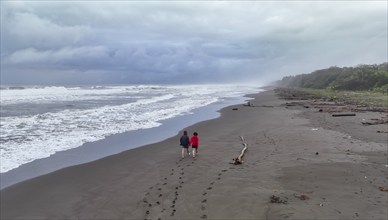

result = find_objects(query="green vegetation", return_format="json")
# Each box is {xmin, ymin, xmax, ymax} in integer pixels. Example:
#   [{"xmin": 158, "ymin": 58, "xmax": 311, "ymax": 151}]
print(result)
[
  {"xmin": 277, "ymin": 63, "xmax": 388, "ymax": 107},
  {"xmin": 285, "ymin": 88, "xmax": 387, "ymax": 108},
  {"xmin": 279, "ymin": 63, "xmax": 388, "ymax": 92}
]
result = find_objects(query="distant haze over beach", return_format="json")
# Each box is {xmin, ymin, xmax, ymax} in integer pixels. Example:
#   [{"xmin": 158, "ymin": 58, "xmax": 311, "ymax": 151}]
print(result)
[{"xmin": 1, "ymin": 1, "xmax": 387, "ymax": 85}]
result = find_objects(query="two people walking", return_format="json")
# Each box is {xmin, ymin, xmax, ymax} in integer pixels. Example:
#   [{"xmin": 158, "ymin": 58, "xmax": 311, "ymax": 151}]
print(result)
[{"xmin": 180, "ymin": 130, "xmax": 199, "ymax": 158}]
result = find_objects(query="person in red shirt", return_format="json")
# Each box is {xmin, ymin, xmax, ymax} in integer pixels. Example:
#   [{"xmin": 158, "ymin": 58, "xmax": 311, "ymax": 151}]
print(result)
[{"xmin": 190, "ymin": 132, "xmax": 199, "ymax": 157}]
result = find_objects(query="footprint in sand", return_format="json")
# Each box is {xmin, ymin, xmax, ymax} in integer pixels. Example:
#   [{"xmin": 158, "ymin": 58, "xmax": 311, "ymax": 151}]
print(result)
[
  {"xmin": 170, "ymin": 198, "xmax": 177, "ymax": 216},
  {"xmin": 142, "ymin": 179, "xmax": 168, "ymax": 218},
  {"xmin": 199, "ymin": 168, "xmax": 229, "ymax": 218},
  {"xmin": 280, "ymin": 213, "xmax": 294, "ymax": 218},
  {"xmin": 201, "ymin": 186, "xmax": 209, "ymax": 218},
  {"xmin": 201, "ymin": 197, "xmax": 208, "ymax": 217}
]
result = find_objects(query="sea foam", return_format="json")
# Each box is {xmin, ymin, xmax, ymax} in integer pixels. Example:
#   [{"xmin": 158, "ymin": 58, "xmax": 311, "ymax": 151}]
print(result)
[{"xmin": 0, "ymin": 84, "xmax": 259, "ymax": 172}]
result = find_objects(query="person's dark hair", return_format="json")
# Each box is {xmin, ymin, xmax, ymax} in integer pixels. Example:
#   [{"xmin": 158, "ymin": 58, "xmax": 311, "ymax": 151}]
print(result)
[
  {"xmin": 193, "ymin": 132, "xmax": 198, "ymax": 136},
  {"xmin": 184, "ymin": 130, "xmax": 187, "ymax": 135}
]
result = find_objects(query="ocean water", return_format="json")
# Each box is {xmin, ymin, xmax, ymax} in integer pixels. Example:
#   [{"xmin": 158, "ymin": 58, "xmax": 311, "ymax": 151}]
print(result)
[{"xmin": 0, "ymin": 84, "xmax": 260, "ymax": 173}]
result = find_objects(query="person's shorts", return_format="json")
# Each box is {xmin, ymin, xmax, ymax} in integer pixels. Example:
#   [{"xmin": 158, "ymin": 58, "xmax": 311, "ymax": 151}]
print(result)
[
  {"xmin": 182, "ymin": 145, "xmax": 189, "ymax": 148},
  {"xmin": 192, "ymin": 146, "xmax": 198, "ymax": 149}
]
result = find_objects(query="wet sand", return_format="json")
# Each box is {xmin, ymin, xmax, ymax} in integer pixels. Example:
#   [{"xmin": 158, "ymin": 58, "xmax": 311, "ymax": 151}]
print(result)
[{"xmin": 1, "ymin": 89, "xmax": 387, "ymax": 219}]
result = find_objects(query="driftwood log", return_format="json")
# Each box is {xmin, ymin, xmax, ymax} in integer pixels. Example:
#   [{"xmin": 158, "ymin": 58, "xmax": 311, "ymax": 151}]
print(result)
[
  {"xmin": 332, "ymin": 113, "xmax": 356, "ymax": 117},
  {"xmin": 362, "ymin": 118, "xmax": 388, "ymax": 126},
  {"xmin": 232, "ymin": 136, "xmax": 248, "ymax": 165}
]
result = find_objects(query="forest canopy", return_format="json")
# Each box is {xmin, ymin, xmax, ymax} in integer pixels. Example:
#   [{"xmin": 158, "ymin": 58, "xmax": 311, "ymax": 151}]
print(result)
[{"xmin": 278, "ymin": 63, "xmax": 388, "ymax": 92}]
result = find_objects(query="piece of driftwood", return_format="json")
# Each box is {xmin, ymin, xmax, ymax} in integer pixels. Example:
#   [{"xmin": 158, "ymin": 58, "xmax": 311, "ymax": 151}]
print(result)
[
  {"xmin": 243, "ymin": 101, "xmax": 252, "ymax": 107},
  {"xmin": 362, "ymin": 119, "xmax": 388, "ymax": 126},
  {"xmin": 294, "ymin": 193, "xmax": 310, "ymax": 200},
  {"xmin": 285, "ymin": 103, "xmax": 297, "ymax": 106},
  {"xmin": 332, "ymin": 113, "xmax": 356, "ymax": 117},
  {"xmin": 270, "ymin": 195, "xmax": 288, "ymax": 204},
  {"xmin": 379, "ymin": 186, "xmax": 388, "ymax": 192},
  {"xmin": 232, "ymin": 136, "xmax": 247, "ymax": 165},
  {"xmin": 245, "ymin": 105, "xmax": 274, "ymax": 108}
]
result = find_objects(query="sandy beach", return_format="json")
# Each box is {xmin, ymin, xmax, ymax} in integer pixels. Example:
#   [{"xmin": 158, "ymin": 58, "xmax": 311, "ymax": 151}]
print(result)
[{"xmin": 1, "ymin": 89, "xmax": 387, "ymax": 220}]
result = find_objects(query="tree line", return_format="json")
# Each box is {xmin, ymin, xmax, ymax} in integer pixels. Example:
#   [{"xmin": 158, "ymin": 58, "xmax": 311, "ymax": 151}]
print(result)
[{"xmin": 278, "ymin": 62, "xmax": 388, "ymax": 92}]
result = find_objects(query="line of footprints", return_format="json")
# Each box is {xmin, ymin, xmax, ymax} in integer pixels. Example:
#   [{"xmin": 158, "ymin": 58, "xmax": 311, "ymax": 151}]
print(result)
[
  {"xmin": 142, "ymin": 158, "xmax": 229, "ymax": 220},
  {"xmin": 200, "ymin": 169, "xmax": 228, "ymax": 219}
]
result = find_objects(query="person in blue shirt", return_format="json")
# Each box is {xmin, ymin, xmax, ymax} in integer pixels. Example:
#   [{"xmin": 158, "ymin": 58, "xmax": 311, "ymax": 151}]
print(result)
[{"xmin": 180, "ymin": 130, "xmax": 190, "ymax": 158}]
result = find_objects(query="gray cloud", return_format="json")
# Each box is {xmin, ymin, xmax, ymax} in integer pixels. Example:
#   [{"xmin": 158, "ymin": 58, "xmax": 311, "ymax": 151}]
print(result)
[{"xmin": 1, "ymin": 1, "xmax": 387, "ymax": 85}]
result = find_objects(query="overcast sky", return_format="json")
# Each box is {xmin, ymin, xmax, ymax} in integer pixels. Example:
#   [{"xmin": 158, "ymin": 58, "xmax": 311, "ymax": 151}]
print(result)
[{"xmin": 1, "ymin": 1, "xmax": 387, "ymax": 85}]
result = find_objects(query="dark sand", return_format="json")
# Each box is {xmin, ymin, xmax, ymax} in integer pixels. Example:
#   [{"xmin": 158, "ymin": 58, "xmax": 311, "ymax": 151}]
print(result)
[{"xmin": 1, "ymin": 89, "xmax": 387, "ymax": 220}]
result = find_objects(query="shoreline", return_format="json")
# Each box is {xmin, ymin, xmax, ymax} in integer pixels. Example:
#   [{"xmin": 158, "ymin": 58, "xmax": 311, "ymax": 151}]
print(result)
[
  {"xmin": 1, "ymin": 89, "xmax": 387, "ymax": 219},
  {"xmin": 1, "ymin": 93, "xmax": 255, "ymax": 189}
]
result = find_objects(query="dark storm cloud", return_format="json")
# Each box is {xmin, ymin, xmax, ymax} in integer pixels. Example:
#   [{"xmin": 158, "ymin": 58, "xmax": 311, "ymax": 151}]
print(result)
[{"xmin": 1, "ymin": 1, "xmax": 387, "ymax": 85}]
